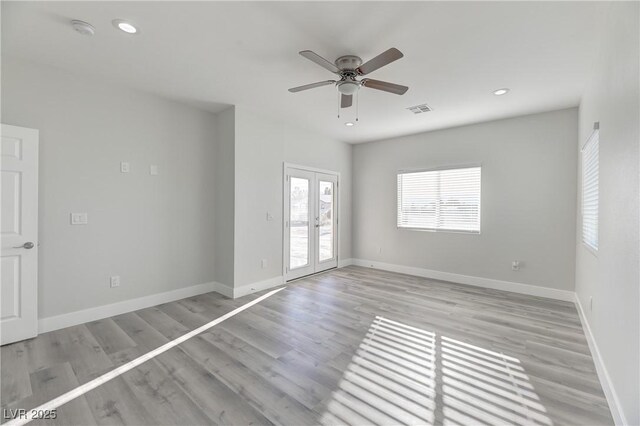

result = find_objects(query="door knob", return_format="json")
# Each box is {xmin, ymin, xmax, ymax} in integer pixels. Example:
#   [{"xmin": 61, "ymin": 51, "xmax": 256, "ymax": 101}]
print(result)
[{"xmin": 14, "ymin": 242, "xmax": 35, "ymax": 249}]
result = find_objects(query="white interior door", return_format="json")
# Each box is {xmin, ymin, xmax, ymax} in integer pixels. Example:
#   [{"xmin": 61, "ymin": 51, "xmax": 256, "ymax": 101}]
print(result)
[
  {"xmin": 284, "ymin": 166, "xmax": 338, "ymax": 281},
  {"xmin": 1, "ymin": 124, "xmax": 39, "ymax": 345}
]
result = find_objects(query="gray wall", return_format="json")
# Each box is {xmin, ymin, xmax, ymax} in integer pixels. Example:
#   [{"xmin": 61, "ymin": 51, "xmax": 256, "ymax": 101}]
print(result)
[
  {"xmin": 353, "ymin": 108, "xmax": 578, "ymax": 291},
  {"xmin": 575, "ymin": 2, "xmax": 639, "ymax": 424},
  {"xmin": 213, "ymin": 107, "xmax": 235, "ymax": 288},
  {"xmin": 2, "ymin": 57, "xmax": 218, "ymax": 319},
  {"xmin": 234, "ymin": 107, "xmax": 352, "ymax": 287}
]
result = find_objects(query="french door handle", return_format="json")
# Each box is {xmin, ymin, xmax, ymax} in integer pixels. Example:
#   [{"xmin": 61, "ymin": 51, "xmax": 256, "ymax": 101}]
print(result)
[{"xmin": 14, "ymin": 242, "xmax": 35, "ymax": 249}]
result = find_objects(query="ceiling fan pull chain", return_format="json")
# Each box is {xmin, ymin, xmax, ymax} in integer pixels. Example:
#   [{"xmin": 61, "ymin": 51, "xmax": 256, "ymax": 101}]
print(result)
[
  {"xmin": 337, "ymin": 95, "xmax": 340, "ymax": 119},
  {"xmin": 356, "ymin": 91, "xmax": 360, "ymax": 122}
]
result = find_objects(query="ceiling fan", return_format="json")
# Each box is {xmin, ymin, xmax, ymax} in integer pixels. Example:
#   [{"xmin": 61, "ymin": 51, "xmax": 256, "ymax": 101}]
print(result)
[{"xmin": 288, "ymin": 48, "xmax": 409, "ymax": 110}]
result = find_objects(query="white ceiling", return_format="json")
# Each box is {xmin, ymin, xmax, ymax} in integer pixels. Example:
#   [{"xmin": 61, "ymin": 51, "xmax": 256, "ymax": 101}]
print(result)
[{"xmin": 2, "ymin": 1, "xmax": 605, "ymax": 144}]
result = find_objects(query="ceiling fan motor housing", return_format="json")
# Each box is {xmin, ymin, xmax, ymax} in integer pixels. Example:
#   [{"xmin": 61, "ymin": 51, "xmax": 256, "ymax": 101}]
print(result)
[
  {"xmin": 335, "ymin": 55, "xmax": 363, "ymax": 95},
  {"xmin": 335, "ymin": 55, "xmax": 362, "ymax": 71}
]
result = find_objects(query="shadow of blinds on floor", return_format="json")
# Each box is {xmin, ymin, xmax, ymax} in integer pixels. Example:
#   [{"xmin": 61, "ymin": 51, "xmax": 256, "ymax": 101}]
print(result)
[{"xmin": 320, "ymin": 316, "xmax": 551, "ymax": 426}]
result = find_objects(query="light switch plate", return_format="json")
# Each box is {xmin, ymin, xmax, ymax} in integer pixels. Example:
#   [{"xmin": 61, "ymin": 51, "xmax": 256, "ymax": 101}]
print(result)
[
  {"xmin": 70, "ymin": 212, "xmax": 88, "ymax": 225},
  {"xmin": 110, "ymin": 276, "xmax": 121, "ymax": 288},
  {"xmin": 266, "ymin": 212, "xmax": 273, "ymax": 221},
  {"xmin": 150, "ymin": 164, "xmax": 158, "ymax": 175},
  {"xmin": 120, "ymin": 162, "xmax": 130, "ymax": 173}
]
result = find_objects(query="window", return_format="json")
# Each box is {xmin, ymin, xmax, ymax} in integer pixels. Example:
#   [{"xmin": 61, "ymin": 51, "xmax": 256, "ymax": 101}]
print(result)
[
  {"xmin": 582, "ymin": 129, "xmax": 599, "ymax": 251},
  {"xmin": 397, "ymin": 166, "xmax": 481, "ymax": 233}
]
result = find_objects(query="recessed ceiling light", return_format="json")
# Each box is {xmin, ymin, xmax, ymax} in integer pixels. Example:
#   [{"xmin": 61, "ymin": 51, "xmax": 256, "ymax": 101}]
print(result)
[
  {"xmin": 71, "ymin": 20, "xmax": 95, "ymax": 36},
  {"xmin": 493, "ymin": 88, "xmax": 510, "ymax": 96},
  {"xmin": 112, "ymin": 19, "xmax": 138, "ymax": 34},
  {"xmin": 345, "ymin": 122, "xmax": 355, "ymax": 127}
]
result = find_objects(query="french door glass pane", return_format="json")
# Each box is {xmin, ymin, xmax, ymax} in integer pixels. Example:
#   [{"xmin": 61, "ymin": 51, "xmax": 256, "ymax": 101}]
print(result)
[
  {"xmin": 290, "ymin": 177, "xmax": 309, "ymax": 269},
  {"xmin": 319, "ymin": 181, "xmax": 334, "ymax": 262}
]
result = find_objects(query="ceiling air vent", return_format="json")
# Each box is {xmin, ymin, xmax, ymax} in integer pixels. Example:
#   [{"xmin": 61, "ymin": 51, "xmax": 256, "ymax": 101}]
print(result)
[{"xmin": 407, "ymin": 103, "xmax": 432, "ymax": 114}]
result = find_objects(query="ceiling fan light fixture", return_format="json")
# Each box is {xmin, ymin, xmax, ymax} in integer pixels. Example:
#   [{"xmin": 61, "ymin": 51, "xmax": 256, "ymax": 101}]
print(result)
[
  {"xmin": 345, "ymin": 122, "xmax": 355, "ymax": 127},
  {"xmin": 493, "ymin": 88, "xmax": 510, "ymax": 96},
  {"xmin": 337, "ymin": 81, "xmax": 360, "ymax": 95}
]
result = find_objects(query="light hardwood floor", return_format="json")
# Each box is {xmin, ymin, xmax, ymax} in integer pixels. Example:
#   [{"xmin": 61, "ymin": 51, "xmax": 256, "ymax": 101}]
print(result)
[{"xmin": 1, "ymin": 266, "xmax": 613, "ymax": 425}]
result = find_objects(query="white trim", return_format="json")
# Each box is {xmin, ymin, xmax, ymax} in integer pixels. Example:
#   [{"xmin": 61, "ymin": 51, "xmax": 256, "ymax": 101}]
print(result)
[
  {"xmin": 398, "ymin": 162, "xmax": 483, "ymax": 174},
  {"xmin": 351, "ymin": 259, "xmax": 575, "ymax": 302},
  {"xmin": 38, "ymin": 281, "xmax": 219, "ymax": 333},
  {"xmin": 574, "ymin": 295, "xmax": 626, "ymax": 426},
  {"xmin": 37, "ymin": 275, "xmax": 290, "ymax": 333},
  {"xmin": 215, "ymin": 282, "xmax": 235, "ymax": 299},
  {"xmin": 232, "ymin": 275, "xmax": 284, "ymax": 299},
  {"xmin": 282, "ymin": 162, "xmax": 341, "ymax": 281},
  {"xmin": 582, "ymin": 241, "xmax": 599, "ymax": 258},
  {"xmin": 284, "ymin": 162, "xmax": 340, "ymax": 176},
  {"xmin": 338, "ymin": 258, "xmax": 353, "ymax": 268},
  {"xmin": 397, "ymin": 165, "xmax": 482, "ymax": 234}
]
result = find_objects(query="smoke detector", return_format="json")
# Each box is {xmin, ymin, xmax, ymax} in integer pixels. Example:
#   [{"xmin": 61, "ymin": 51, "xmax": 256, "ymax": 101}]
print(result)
[{"xmin": 71, "ymin": 20, "xmax": 95, "ymax": 36}]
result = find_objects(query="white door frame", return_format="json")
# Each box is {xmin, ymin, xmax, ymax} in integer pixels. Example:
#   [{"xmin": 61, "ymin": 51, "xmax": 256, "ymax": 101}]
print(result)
[
  {"xmin": 1, "ymin": 124, "xmax": 39, "ymax": 345},
  {"xmin": 282, "ymin": 163, "xmax": 340, "ymax": 281}
]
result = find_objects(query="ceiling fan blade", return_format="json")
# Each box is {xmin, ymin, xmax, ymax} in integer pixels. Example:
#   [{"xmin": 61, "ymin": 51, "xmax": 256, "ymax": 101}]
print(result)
[
  {"xmin": 299, "ymin": 50, "xmax": 339, "ymax": 74},
  {"xmin": 361, "ymin": 78, "xmax": 408, "ymax": 95},
  {"xmin": 341, "ymin": 94, "xmax": 353, "ymax": 108},
  {"xmin": 288, "ymin": 80, "xmax": 336, "ymax": 93},
  {"xmin": 357, "ymin": 48, "xmax": 404, "ymax": 75}
]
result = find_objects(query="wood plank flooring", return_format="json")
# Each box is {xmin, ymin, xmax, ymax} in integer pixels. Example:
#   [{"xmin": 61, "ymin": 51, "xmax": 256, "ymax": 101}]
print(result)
[{"xmin": 1, "ymin": 266, "xmax": 613, "ymax": 425}]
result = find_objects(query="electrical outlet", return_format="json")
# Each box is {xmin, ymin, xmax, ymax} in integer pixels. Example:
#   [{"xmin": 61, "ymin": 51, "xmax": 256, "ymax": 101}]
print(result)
[
  {"xmin": 266, "ymin": 212, "xmax": 274, "ymax": 221},
  {"xmin": 378, "ymin": 247, "xmax": 382, "ymax": 254},
  {"xmin": 511, "ymin": 261, "xmax": 521, "ymax": 271},
  {"xmin": 110, "ymin": 276, "xmax": 121, "ymax": 288},
  {"xmin": 120, "ymin": 162, "xmax": 130, "ymax": 173},
  {"xmin": 149, "ymin": 164, "xmax": 158, "ymax": 175},
  {"xmin": 261, "ymin": 259, "xmax": 268, "ymax": 269}
]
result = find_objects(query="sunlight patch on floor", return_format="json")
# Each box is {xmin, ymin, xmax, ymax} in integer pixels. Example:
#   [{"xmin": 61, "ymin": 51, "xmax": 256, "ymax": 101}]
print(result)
[{"xmin": 320, "ymin": 316, "xmax": 552, "ymax": 426}]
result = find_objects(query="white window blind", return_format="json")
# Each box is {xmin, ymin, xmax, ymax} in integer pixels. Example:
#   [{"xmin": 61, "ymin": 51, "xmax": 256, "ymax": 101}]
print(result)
[
  {"xmin": 582, "ymin": 129, "xmax": 599, "ymax": 251},
  {"xmin": 397, "ymin": 166, "xmax": 481, "ymax": 233}
]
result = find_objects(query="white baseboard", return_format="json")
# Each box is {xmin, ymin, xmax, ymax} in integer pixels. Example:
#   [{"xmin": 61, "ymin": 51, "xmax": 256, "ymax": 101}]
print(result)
[
  {"xmin": 338, "ymin": 258, "xmax": 354, "ymax": 268},
  {"xmin": 575, "ymin": 295, "xmax": 627, "ymax": 425},
  {"xmin": 351, "ymin": 259, "xmax": 575, "ymax": 302},
  {"xmin": 38, "ymin": 281, "xmax": 219, "ymax": 333},
  {"xmin": 37, "ymin": 275, "xmax": 288, "ymax": 334},
  {"xmin": 227, "ymin": 259, "xmax": 354, "ymax": 299},
  {"xmin": 232, "ymin": 275, "xmax": 284, "ymax": 299},
  {"xmin": 215, "ymin": 282, "xmax": 234, "ymax": 299}
]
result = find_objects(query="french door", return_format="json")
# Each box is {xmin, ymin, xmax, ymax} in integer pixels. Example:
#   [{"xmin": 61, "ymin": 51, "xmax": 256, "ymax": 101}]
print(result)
[{"xmin": 284, "ymin": 166, "xmax": 338, "ymax": 281}]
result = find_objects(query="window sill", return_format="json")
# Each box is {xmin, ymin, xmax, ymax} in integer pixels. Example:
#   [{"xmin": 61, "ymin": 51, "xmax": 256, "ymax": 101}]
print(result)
[
  {"xmin": 397, "ymin": 226, "xmax": 481, "ymax": 235},
  {"xmin": 582, "ymin": 241, "xmax": 598, "ymax": 258}
]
